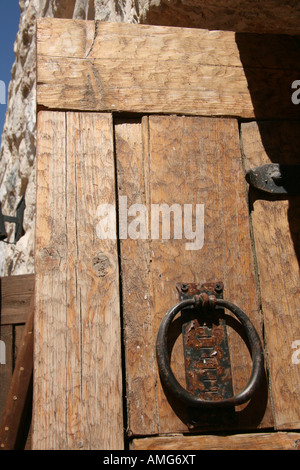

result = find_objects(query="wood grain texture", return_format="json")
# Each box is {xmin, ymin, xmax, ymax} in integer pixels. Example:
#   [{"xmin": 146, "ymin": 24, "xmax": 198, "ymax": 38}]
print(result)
[
  {"xmin": 36, "ymin": 19, "xmax": 300, "ymax": 119},
  {"xmin": 0, "ymin": 326, "xmax": 13, "ymax": 421},
  {"xmin": 0, "ymin": 275, "xmax": 34, "ymax": 447},
  {"xmin": 116, "ymin": 115, "xmax": 271, "ymax": 436},
  {"xmin": 0, "ymin": 298, "xmax": 33, "ymax": 450},
  {"xmin": 0, "ymin": 275, "xmax": 34, "ymax": 325},
  {"xmin": 241, "ymin": 121, "xmax": 300, "ymax": 430},
  {"xmin": 33, "ymin": 111, "xmax": 123, "ymax": 450},
  {"xmin": 131, "ymin": 432, "xmax": 300, "ymax": 450},
  {"xmin": 115, "ymin": 120, "xmax": 157, "ymax": 437}
]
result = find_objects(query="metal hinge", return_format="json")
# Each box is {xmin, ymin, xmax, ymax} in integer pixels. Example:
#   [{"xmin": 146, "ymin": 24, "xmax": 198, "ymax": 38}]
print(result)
[
  {"xmin": 0, "ymin": 196, "xmax": 25, "ymax": 243},
  {"xmin": 246, "ymin": 163, "xmax": 300, "ymax": 195}
]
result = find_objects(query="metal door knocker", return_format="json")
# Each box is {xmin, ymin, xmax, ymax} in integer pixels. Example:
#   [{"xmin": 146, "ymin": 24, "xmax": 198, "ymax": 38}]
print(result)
[{"xmin": 156, "ymin": 282, "xmax": 264, "ymax": 409}]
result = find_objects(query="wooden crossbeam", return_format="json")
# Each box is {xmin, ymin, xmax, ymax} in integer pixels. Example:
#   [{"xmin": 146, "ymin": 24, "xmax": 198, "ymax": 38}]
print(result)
[{"xmin": 37, "ymin": 19, "xmax": 300, "ymax": 120}]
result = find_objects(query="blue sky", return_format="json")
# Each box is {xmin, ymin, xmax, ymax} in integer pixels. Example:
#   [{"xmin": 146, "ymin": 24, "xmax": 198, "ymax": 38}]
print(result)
[{"xmin": 0, "ymin": 1, "xmax": 20, "ymax": 147}]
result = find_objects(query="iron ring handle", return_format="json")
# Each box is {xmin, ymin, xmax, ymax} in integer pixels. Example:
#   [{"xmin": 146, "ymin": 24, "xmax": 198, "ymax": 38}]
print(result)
[{"xmin": 156, "ymin": 296, "xmax": 264, "ymax": 408}]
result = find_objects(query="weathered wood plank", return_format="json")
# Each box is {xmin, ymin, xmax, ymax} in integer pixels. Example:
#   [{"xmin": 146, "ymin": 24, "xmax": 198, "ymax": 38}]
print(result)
[
  {"xmin": 37, "ymin": 19, "xmax": 242, "ymax": 63},
  {"xmin": 148, "ymin": 115, "xmax": 271, "ymax": 433},
  {"xmin": 0, "ymin": 298, "xmax": 33, "ymax": 450},
  {"xmin": 33, "ymin": 111, "xmax": 123, "ymax": 450},
  {"xmin": 116, "ymin": 115, "xmax": 272, "ymax": 436},
  {"xmin": 36, "ymin": 19, "xmax": 300, "ymax": 119},
  {"xmin": 241, "ymin": 121, "xmax": 300, "ymax": 430},
  {"xmin": 0, "ymin": 275, "xmax": 34, "ymax": 325},
  {"xmin": 115, "ymin": 119, "xmax": 157, "ymax": 436},
  {"xmin": 0, "ymin": 326, "xmax": 13, "ymax": 421},
  {"xmin": 131, "ymin": 432, "xmax": 300, "ymax": 450},
  {"xmin": 37, "ymin": 20, "xmax": 300, "ymax": 68},
  {"xmin": 14, "ymin": 323, "xmax": 32, "ymax": 449}
]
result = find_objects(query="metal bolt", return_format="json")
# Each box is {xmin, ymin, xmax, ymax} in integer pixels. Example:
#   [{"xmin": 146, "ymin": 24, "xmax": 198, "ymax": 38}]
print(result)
[{"xmin": 215, "ymin": 282, "xmax": 223, "ymax": 293}]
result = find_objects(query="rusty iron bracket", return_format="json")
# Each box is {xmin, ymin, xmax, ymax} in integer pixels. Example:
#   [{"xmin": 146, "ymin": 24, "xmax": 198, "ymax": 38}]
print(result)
[
  {"xmin": 246, "ymin": 163, "xmax": 300, "ymax": 195},
  {"xmin": 0, "ymin": 196, "xmax": 25, "ymax": 243},
  {"xmin": 156, "ymin": 283, "xmax": 264, "ymax": 429},
  {"xmin": 156, "ymin": 282, "xmax": 264, "ymax": 428},
  {"xmin": 176, "ymin": 282, "xmax": 235, "ymax": 428}
]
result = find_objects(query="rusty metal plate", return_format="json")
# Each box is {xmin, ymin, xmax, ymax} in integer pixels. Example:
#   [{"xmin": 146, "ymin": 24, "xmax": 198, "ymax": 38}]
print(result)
[{"xmin": 176, "ymin": 281, "xmax": 236, "ymax": 429}]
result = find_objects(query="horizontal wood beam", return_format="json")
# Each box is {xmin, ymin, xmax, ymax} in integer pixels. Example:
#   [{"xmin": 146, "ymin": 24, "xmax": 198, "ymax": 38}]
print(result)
[
  {"xmin": 131, "ymin": 432, "xmax": 300, "ymax": 450},
  {"xmin": 0, "ymin": 275, "xmax": 35, "ymax": 325},
  {"xmin": 37, "ymin": 19, "xmax": 300, "ymax": 120}
]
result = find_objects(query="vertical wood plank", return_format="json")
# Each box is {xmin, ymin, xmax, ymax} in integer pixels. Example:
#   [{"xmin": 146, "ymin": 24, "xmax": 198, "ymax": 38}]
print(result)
[
  {"xmin": 241, "ymin": 121, "xmax": 300, "ymax": 430},
  {"xmin": 33, "ymin": 111, "xmax": 123, "ymax": 449},
  {"xmin": 0, "ymin": 326, "xmax": 13, "ymax": 421},
  {"xmin": 115, "ymin": 119, "xmax": 157, "ymax": 436},
  {"xmin": 117, "ymin": 115, "xmax": 272, "ymax": 436},
  {"xmin": 0, "ymin": 302, "xmax": 33, "ymax": 450},
  {"xmin": 148, "ymin": 116, "xmax": 268, "ymax": 433}
]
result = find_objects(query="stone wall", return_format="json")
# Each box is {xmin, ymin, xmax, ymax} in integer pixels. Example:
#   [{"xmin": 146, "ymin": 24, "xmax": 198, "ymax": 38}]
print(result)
[
  {"xmin": 0, "ymin": 1, "xmax": 100, "ymax": 276},
  {"xmin": 0, "ymin": 0, "xmax": 39, "ymax": 275}
]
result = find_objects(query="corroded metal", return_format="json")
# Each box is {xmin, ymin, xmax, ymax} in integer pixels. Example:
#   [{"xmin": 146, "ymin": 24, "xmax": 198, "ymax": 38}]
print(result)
[
  {"xmin": 178, "ymin": 282, "xmax": 233, "ymax": 404},
  {"xmin": 156, "ymin": 286, "xmax": 264, "ymax": 418},
  {"xmin": 246, "ymin": 163, "xmax": 300, "ymax": 195},
  {"xmin": 178, "ymin": 282, "xmax": 234, "ymax": 427},
  {"xmin": 176, "ymin": 282, "xmax": 235, "ymax": 430},
  {"xmin": 0, "ymin": 196, "xmax": 25, "ymax": 242}
]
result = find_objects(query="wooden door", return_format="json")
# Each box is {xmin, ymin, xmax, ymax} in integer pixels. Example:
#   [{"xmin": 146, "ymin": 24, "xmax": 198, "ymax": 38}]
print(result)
[{"xmin": 32, "ymin": 19, "xmax": 300, "ymax": 450}]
